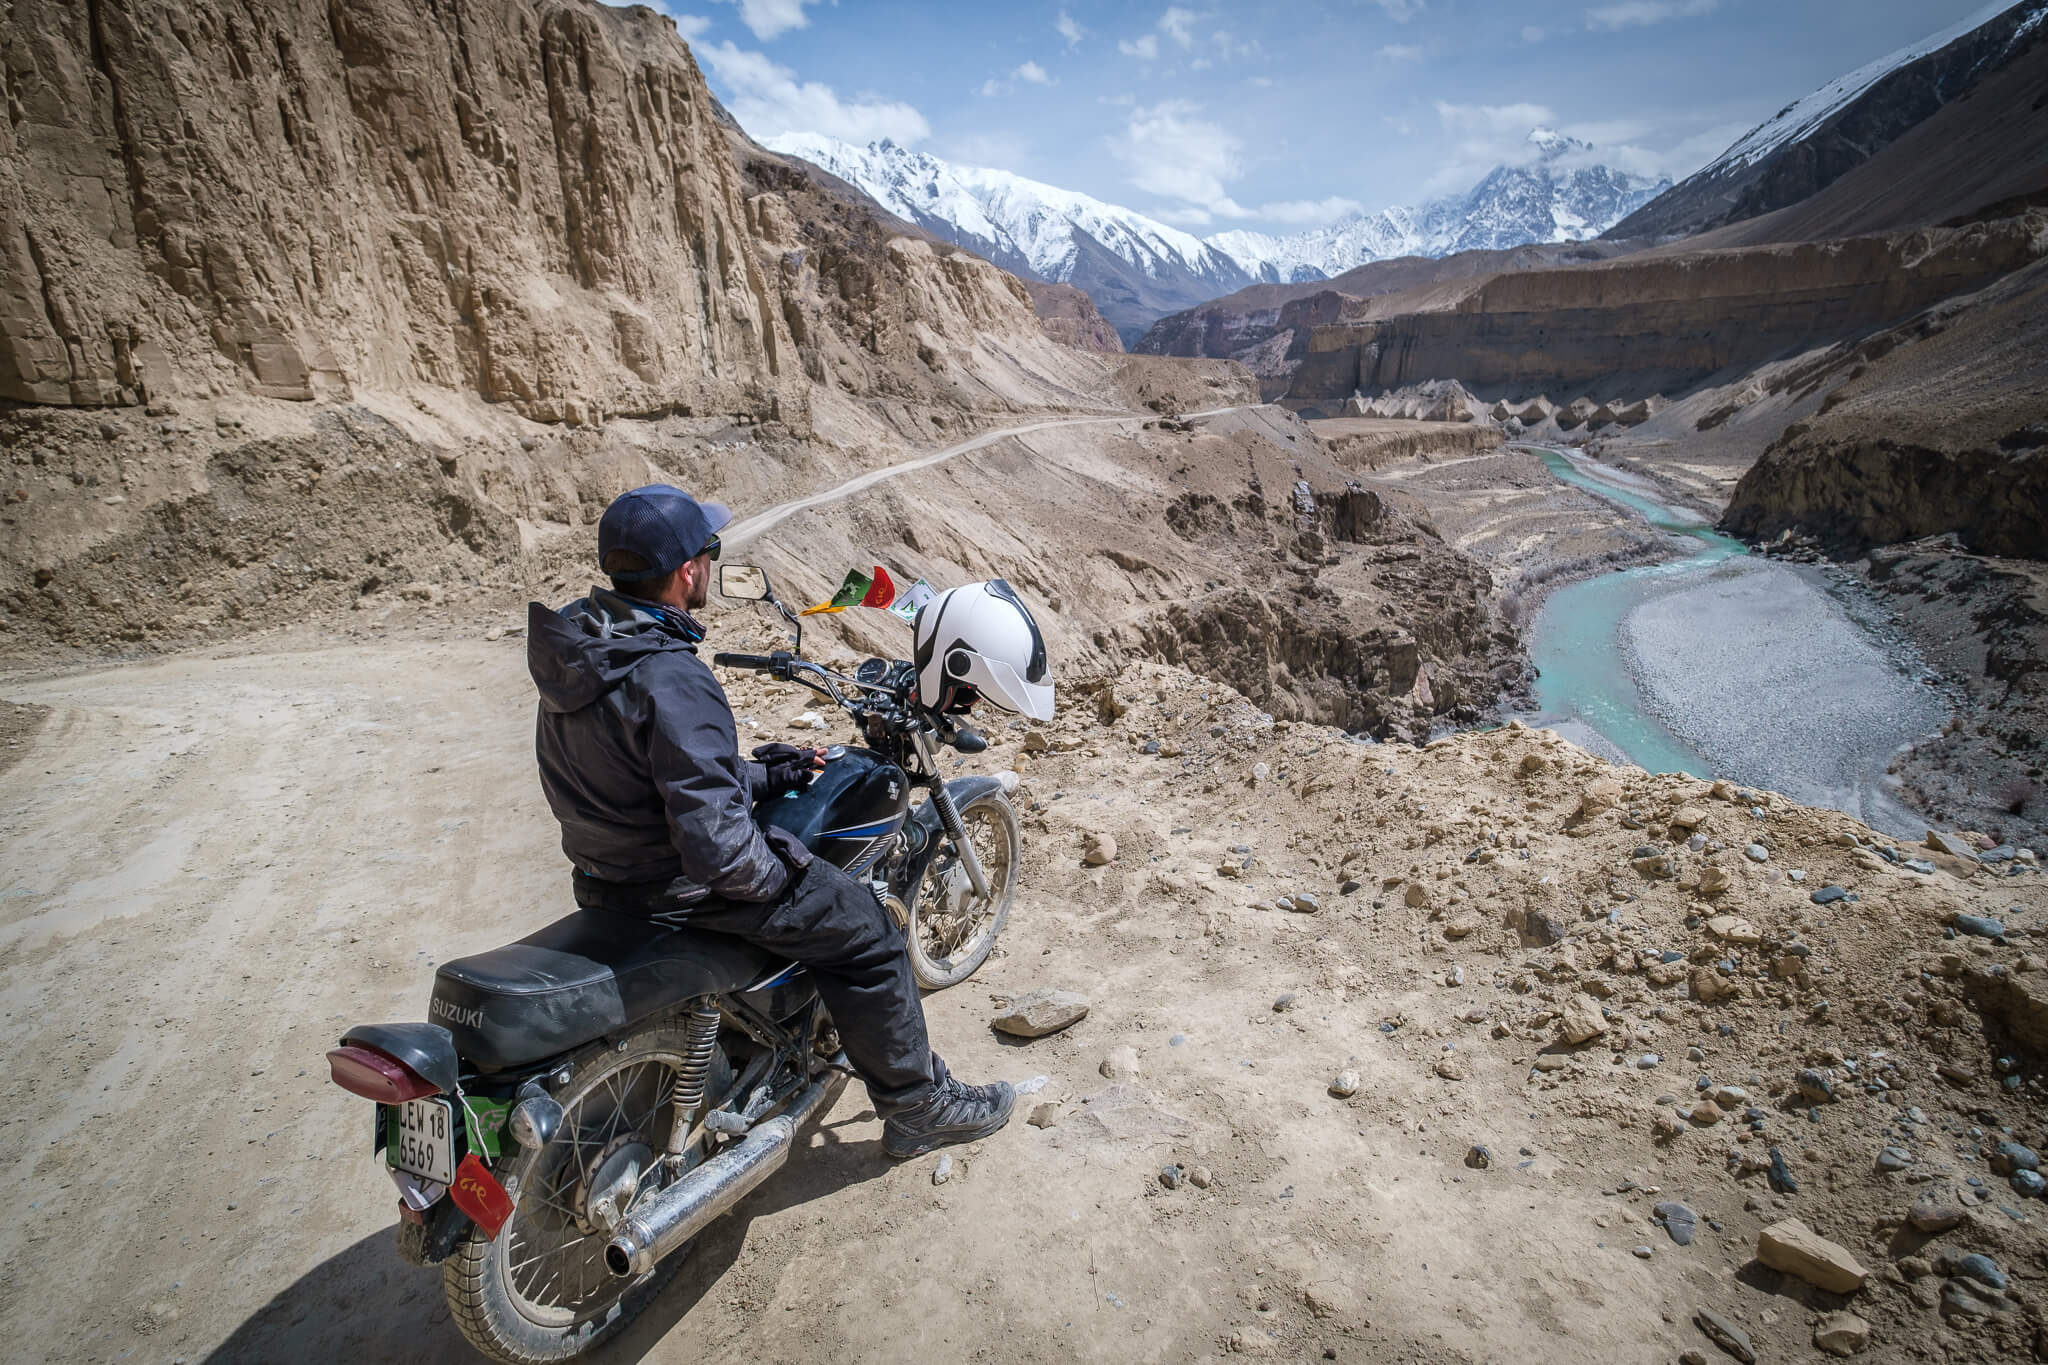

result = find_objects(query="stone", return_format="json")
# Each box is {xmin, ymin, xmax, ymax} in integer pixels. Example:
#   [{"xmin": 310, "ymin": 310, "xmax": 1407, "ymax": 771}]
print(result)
[
  {"xmin": 1698, "ymin": 866, "xmax": 1732, "ymax": 896},
  {"xmin": 1758, "ymin": 1218, "xmax": 1868, "ymax": 1294},
  {"xmin": 1519, "ymin": 752, "xmax": 1547, "ymax": 773},
  {"xmin": 1403, "ymin": 882, "xmax": 1429, "ymax": 908},
  {"xmin": 1928, "ymin": 829, "xmax": 1976, "ymax": 858},
  {"xmin": 1709, "ymin": 1084, "xmax": 1748, "ymax": 1108},
  {"xmin": 1656, "ymin": 1201, "xmax": 1697, "ymax": 1245},
  {"xmin": 1768, "ymin": 1146, "xmax": 1798, "ymax": 1194},
  {"xmin": 1082, "ymin": 832, "xmax": 1117, "ymax": 866},
  {"xmin": 1813, "ymin": 1311, "xmax": 1870, "ymax": 1357},
  {"xmin": 1272, "ymin": 992, "xmax": 1297, "ymax": 1013},
  {"xmin": 1952, "ymin": 913, "xmax": 2005, "ymax": 938},
  {"xmin": 1795, "ymin": 1068, "xmax": 1836, "ymax": 1103},
  {"xmin": 1099, "ymin": 1046, "xmax": 1141, "ymax": 1081},
  {"xmin": 1187, "ymin": 1166, "xmax": 1213, "ymax": 1189},
  {"xmin": 1939, "ymin": 1252, "xmax": 2005, "ymax": 1291},
  {"xmin": 1940, "ymin": 1277, "xmax": 2006, "ymax": 1319},
  {"xmin": 1744, "ymin": 843, "xmax": 1769, "ymax": 863},
  {"xmin": 1559, "ymin": 997, "xmax": 1607, "ymax": 1045},
  {"xmin": 1444, "ymin": 914, "xmax": 1479, "ymax": 939},
  {"xmin": 2011, "ymin": 1169, "xmax": 2045, "ymax": 1197},
  {"xmin": 1687, "ymin": 1102, "xmax": 1723, "ymax": 1126},
  {"xmin": 1578, "ymin": 778, "xmax": 1623, "ymax": 816},
  {"xmin": 1989, "ymin": 1141, "xmax": 2040, "ymax": 1174},
  {"xmin": 1693, "ymin": 1307, "xmax": 1756, "ymax": 1363},
  {"xmin": 1025, "ymin": 1101, "xmax": 1063, "ymax": 1129},
  {"xmin": 1877, "ymin": 1146, "xmax": 1913, "ymax": 1172},
  {"xmin": 1690, "ymin": 967, "xmax": 1736, "ymax": 1003},
  {"xmin": 1632, "ymin": 1244, "xmax": 1653, "ymax": 1259},
  {"xmin": 1022, "ymin": 730, "xmax": 1050, "ymax": 754},
  {"xmin": 991, "ymin": 989, "xmax": 1090, "ymax": 1038},
  {"xmin": 1159, "ymin": 1163, "xmax": 1184, "ymax": 1189},
  {"xmin": 1434, "ymin": 1055, "xmax": 1467, "ymax": 1081},
  {"xmin": 932, "ymin": 1153, "xmax": 953, "ymax": 1185},
  {"xmin": 1811, "ymin": 885, "xmax": 1848, "ymax": 905},
  {"xmin": 1670, "ymin": 806, "xmax": 1707, "ymax": 830},
  {"xmin": 1329, "ymin": 1070, "xmax": 1360, "ymax": 1098},
  {"xmin": 1464, "ymin": 1144, "xmax": 1491, "ymax": 1169},
  {"xmin": 1907, "ymin": 1195, "xmax": 1965, "ymax": 1232},
  {"xmin": 1706, "ymin": 915, "xmax": 1761, "ymax": 944},
  {"xmin": 1289, "ymin": 892, "xmax": 1320, "ymax": 913}
]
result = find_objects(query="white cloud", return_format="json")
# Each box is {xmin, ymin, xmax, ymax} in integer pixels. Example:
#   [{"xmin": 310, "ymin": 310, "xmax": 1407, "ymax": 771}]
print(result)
[
  {"xmin": 640, "ymin": 3, "xmax": 712, "ymax": 39},
  {"xmin": 1378, "ymin": 43, "xmax": 1423, "ymax": 60},
  {"xmin": 1118, "ymin": 33, "xmax": 1160, "ymax": 60},
  {"xmin": 1521, "ymin": 25, "xmax": 1545, "ymax": 42},
  {"xmin": 1211, "ymin": 30, "xmax": 1261, "ymax": 61},
  {"xmin": 1585, "ymin": 0, "xmax": 1717, "ymax": 31},
  {"xmin": 697, "ymin": 41, "xmax": 931, "ymax": 144},
  {"xmin": 1159, "ymin": 6, "xmax": 1200, "ymax": 48},
  {"xmin": 978, "ymin": 61, "xmax": 1053, "ymax": 97},
  {"xmin": 726, "ymin": 0, "xmax": 817, "ymax": 41},
  {"xmin": 1248, "ymin": 75, "xmax": 1274, "ymax": 88},
  {"xmin": 1255, "ymin": 196, "xmax": 1365, "ymax": 224},
  {"xmin": 1056, "ymin": 10, "xmax": 1085, "ymax": 47},
  {"xmin": 1372, "ymin": 0, "xmax": 1425, "ymax": 21},
  {"xmin": 1425, "ymin": 100, "xmax": 1560, "ymax": 194},
  {"xmin": 1109, "ymin": 99, "xmax": 1249, "ymax": 218},
  {"xmin": 1151, "ymin": 204, "xmax": 1216, "ymax": 227}
]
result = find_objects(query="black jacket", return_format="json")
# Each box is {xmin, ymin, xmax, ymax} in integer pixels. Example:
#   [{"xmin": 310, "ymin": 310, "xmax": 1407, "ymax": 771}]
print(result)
[{"xmin": 528, "ymin": 588, "xmax": 792, "ymax": 902}]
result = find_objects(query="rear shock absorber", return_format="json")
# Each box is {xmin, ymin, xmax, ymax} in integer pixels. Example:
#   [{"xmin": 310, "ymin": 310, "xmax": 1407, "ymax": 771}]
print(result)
[{"xmin": 666, "ymin": 1003, "xmax": 721, "ymax": 1161}]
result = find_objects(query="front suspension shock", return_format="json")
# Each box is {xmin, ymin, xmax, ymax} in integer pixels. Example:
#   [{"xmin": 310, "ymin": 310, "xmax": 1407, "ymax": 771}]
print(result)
[{"xmin": 929, "ymin": 785, "xmax": 991, "ymax": 900}]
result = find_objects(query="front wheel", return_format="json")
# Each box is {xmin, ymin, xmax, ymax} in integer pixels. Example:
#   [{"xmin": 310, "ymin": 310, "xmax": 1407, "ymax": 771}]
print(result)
[
  {"xmin": 904, "ymin": 790, "xmax": 1019, "ymax": 989},
  {"xmin": 443, "ymin": 1025, "xmax": 698, "ymax": 1364}
]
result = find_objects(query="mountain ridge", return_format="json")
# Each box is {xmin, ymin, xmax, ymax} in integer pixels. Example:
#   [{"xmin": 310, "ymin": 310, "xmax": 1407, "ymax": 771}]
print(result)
[{"xmin": 766, "ymin": 130, "xmax": 1667, "ymax": 345}]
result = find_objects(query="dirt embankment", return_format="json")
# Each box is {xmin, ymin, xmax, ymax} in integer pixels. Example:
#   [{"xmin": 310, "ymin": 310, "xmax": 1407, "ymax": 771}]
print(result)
[
  {"xmin": 2, "ymin": 640, "xmax": 2042, "ymax": 1364},
  {"xmin": 1025, "ymin": 281, "xmax": 1125, "ymax": 353}
]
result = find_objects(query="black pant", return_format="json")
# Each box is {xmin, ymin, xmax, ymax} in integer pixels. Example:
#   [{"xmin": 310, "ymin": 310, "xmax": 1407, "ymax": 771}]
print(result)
[{"xmin": 574, "ymin": 857, "xmax": 939, "ymax": 1114}]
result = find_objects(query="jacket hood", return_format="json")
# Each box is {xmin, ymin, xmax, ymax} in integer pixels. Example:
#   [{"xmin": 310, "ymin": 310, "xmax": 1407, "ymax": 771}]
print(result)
[{"xmin": 528, "ymin": 587, "xmax": 704, "ymax": 714}]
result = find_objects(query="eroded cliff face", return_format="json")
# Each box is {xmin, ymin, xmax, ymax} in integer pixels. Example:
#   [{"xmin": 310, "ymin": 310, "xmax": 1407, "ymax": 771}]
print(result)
[
  {"xmin": 0, "ymin": 0, "xmax": 1076, "ymax": 425},
  {"xmin": 1286, "ymin": 220, "xmax": 2048, "ymax": 405},
  {"xmin": 1722, "ymin": 251, "xmax": 2048, "ymax": 559}
]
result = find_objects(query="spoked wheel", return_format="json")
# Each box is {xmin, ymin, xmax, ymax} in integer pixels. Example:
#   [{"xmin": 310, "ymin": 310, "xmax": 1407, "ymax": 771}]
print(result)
[
  {"xmin": 905, "ymin": 790, "xmax": 1019, "ymax": 989},
  {"xmin": 445, "ymin": 1026, "xmax": 699, "ymax": 1364}
]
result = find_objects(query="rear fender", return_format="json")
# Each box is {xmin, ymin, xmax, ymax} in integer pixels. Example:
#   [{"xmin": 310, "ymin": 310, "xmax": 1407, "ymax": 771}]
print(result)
[
  {"xmin": 396, "ymin": 1198, "xmax": 475, "ymax": 1266},
  {"xmin": 341, "ymin": 1022, "xmax": 461, "ymax": 1095},
  {"xmin": 902, "ymin": 776, "xmax": 1007, "ymax": 890}
]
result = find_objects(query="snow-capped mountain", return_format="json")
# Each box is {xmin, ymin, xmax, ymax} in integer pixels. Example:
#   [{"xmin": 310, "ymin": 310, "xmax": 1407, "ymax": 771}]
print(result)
[
  {"xmin": 1211, "ymin": 130, "xmax": 1668, "ymax": 281},
  {"xmin": 1610, "ymin": 0, "xmax": 2047, "ymax": 240},
  {"xmin": 765, "ymin": 129, "xmax": 1664, "ymax": 343},
  {"xmin": 763, "ymin": 131, "xmax": 1255, "ymax": 344}
]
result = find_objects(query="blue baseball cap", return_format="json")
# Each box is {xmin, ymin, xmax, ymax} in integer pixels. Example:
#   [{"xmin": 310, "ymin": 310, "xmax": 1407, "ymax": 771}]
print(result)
[{"xmin": 596, "ymin": 485, "xmax": 732, "ymax": 582}]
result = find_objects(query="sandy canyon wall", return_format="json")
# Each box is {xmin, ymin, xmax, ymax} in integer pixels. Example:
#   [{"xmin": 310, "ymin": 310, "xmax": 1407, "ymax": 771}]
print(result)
[
  {"xmin": 0, "ymin": 0, "xmax": 1071, "ymax": 426},
  {"xmin": 1286, "ymin": 220, "xmax": 2047, "ymax": 404}
]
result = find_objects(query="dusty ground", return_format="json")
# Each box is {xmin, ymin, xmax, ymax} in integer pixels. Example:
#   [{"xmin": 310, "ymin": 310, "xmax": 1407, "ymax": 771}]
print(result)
[{"xmin": 2, "ymin": 616, "xmax": 2045, "ymax": 1364}]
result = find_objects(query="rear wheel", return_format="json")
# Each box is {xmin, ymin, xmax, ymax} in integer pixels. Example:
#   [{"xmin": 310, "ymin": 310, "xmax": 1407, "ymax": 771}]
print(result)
[
  {"xmin": 444, "ymin": 1025, "xmax": 700, "ymax": 1364},
  {"xmin": 904, "ymin": 790, "xmax": 1019, "ymax": 989}
]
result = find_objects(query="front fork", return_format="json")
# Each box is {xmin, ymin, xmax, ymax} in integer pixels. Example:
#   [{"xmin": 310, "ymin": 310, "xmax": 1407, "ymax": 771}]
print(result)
[{"xmin": 911, "ymin": 730, "xmax": 991, "ymax": 900}]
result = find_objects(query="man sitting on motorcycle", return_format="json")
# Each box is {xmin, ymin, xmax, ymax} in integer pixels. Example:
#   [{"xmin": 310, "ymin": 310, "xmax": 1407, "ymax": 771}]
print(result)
[{"xmin": 525, "ymin": 484, "xmax": 1014, "ymax": 1157}]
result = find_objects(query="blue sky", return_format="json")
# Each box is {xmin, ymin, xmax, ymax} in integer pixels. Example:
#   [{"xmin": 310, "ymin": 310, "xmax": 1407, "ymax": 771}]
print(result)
[{"xmin": 638, "ymin": 0, "xmax": 2007, "ymax": 235}]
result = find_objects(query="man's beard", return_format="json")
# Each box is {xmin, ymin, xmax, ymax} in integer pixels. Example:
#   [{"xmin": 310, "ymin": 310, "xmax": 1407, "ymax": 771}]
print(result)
[{"xmin": 688, "ymin": 573, "xmax": 711, "ymax": 610}]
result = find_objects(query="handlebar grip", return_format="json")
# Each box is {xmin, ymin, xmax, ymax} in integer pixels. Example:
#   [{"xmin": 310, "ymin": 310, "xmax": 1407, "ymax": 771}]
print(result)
[{"xmin": 712, "ymin": 652, "xmax": 777, "ymax": 670}]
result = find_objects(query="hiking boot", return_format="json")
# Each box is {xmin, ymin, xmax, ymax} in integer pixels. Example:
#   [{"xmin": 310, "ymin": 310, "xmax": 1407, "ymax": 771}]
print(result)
[{"xmin": 881, "ymin": 1076, "xmax": 1016, "ymax": 1158}]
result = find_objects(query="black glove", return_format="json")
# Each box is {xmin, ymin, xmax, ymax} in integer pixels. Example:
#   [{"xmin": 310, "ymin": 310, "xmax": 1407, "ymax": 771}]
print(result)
[{"xmin": 752, "ymin": 743, "xmax": 823, "ymax": 797}]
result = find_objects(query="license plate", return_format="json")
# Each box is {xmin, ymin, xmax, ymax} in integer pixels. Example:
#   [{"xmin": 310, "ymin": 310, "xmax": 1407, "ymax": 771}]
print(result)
[{"xmin": 386, "ymin": 1097, "xmax": 456, "ymax": 1188}]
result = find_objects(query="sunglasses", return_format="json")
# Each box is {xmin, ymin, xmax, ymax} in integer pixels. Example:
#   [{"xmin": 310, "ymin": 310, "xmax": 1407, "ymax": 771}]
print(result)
[{"xmin": 701, "ymin": 537, "xmax": 721, "ymax": 562}]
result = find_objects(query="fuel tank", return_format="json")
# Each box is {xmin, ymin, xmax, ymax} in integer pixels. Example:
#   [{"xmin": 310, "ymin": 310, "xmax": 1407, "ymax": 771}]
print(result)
[{"xmin": 756, "ymin": 746, "xmax": 911, "ymax": 871}]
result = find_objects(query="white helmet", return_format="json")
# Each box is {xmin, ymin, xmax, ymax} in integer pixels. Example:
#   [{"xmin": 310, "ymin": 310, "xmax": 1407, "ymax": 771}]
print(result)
[{"xmin": 913, "ymin": 579, "xmax": 1054, "ymax": 722}]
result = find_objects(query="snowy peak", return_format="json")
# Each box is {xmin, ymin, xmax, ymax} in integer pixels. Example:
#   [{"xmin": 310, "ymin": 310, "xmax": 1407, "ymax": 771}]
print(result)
[{"xmin": 1206, "ymin": 139, "xmax": 1667, "ymax": 281}]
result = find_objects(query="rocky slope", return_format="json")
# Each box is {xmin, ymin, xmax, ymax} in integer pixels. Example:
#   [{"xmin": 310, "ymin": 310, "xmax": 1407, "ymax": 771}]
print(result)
[
  {"xmin": 1131, "ymin": 241, "xmax": 1641, "ymax": 399},
  {"xmin": 1721, "ymin": 253, "xmax": 2048, "ymax": 559},
  {"xmin": 1286, "ymin": 217, "xmax": 2047, "ymax": 407},
  {"xmin": 0, "ymin": 0, "xmax": 1116, "ymax": 653},
  {"xmin": 1609, "ymin": 0, "xmax": 2048, "ymax": 242},
  {"xmin": 1023, "ymin": 281, "xmax": 1124, "ymax": 353}
]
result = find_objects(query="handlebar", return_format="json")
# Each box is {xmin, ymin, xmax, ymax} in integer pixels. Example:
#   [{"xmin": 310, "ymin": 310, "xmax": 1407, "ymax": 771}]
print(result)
[{"xmin": 711, "ymin": 652, "xmax": 782, "ymax": 671}]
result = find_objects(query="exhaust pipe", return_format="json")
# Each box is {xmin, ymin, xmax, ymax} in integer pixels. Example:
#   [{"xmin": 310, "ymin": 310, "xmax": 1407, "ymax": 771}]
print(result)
[{"xmin": 604, "ymin": 1072, "xmax": 837, "ymax": 1278}]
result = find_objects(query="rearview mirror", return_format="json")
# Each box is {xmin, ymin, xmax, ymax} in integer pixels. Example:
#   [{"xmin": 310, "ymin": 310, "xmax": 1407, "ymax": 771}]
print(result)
[{"xmin": 718, "ymin": 564, "xmax": 770, "ymax": 601}]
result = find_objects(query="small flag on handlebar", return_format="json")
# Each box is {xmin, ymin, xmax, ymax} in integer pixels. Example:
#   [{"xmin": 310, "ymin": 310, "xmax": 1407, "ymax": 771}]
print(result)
[
  {"xmin": 800, "ymin": 566, "xmax": 872, "ymax": 616},
  {"xmin": 887, "ymin": 577, "xmax": 936, "ymax": 624},
  {"xmin": 859, "ymin": 566, "xmax": 896, "ymax": 608}
]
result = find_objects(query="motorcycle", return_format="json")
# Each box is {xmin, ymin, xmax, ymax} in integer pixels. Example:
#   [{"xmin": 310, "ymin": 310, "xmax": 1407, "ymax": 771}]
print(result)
[{"xmin": 324, "ymin": 562, "xmax": 1022, "ymax": 1362}]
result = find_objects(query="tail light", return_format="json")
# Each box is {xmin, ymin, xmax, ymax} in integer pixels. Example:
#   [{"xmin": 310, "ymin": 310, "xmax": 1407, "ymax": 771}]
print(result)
[{"xmin": 327, "ymin": 1044, "xmax": 440, "ymax": 1103}]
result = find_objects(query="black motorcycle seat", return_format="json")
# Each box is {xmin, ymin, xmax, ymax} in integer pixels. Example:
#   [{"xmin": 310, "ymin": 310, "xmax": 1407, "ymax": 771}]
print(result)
[{"xmin": 430, "ymin": 910, "xmax": 782, "ymax": 1073}]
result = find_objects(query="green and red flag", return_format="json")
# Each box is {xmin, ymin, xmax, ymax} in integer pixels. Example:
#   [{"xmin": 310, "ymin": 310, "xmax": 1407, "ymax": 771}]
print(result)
[
  {"xmin": 859, "ymin": 566, "xmax": 896, "ymax": 608},
  {"xmin": 800, "ymin": 566, "xmax": 872, "ymax": 616}
]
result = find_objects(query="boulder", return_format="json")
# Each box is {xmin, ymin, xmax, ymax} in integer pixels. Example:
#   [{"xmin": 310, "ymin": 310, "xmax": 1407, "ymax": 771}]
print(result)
[
  {"xmin": 991, "ymin": 988, "xmax": 1090, "ymax": 1038},
  {"xmin": 1559, "ymin": 996, "xmax": 1608, "ymax": 1045},
  {"xmin": 1082, "ymin": 831, "xmax": 1118, "ymax": 866},
  {"xmin": 1813, "ymin": 1312, "xmax": 1870, "ymax": 1357},
  {"xmin": 1758, "ymin": 1218, "xmax": 1867, "ymax": 1294},
  {"xmin": 1697, "ymin": 865, "xmax": 1732, "ymax": 896},
  {"xmin": 1516, "ymin": 396, "xmax": 1555, "ymax": 423},
  {"xmin": 1578, "ymin": 778, "xmax": 1623, "ymax": 816}
]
